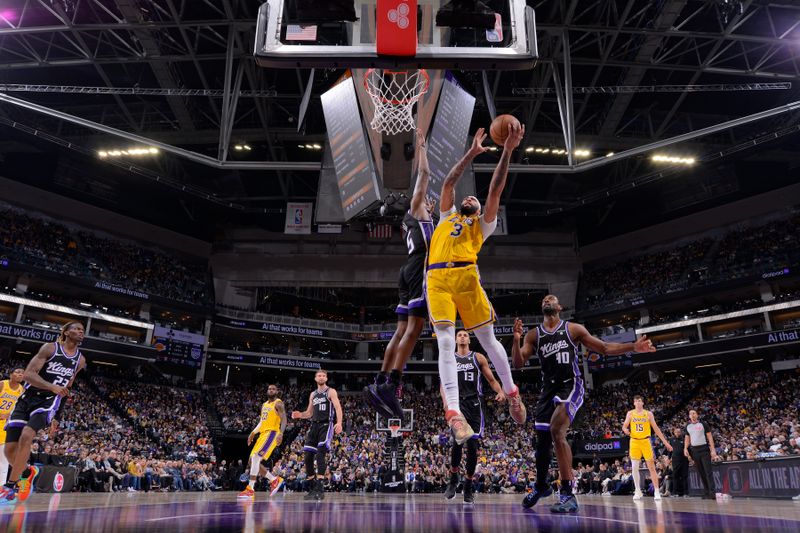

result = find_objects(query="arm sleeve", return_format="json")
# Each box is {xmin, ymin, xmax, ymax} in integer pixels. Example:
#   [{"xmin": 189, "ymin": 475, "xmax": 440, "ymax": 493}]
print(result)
[
  {"xmin": 479, "ymin": 215, "xmax": 497, "ymax": 239},
  {"xmin": 438, "ymin": 207, "xmax": 456, "ymax": 225}
]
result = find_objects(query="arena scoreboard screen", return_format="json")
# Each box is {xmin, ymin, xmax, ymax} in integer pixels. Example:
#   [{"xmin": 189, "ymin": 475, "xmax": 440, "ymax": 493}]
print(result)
[{"xmin": 152, "ymin": 326, "xmax": 206, "ymax": 368}]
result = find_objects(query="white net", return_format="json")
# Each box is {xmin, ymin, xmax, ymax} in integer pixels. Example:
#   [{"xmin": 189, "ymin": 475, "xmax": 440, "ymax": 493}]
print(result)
[{"xmin": 364, "ymin": 69, "xmax": 430, "ymax": 135}]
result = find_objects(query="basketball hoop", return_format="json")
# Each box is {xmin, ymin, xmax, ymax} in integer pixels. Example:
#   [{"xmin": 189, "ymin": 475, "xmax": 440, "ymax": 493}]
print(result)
[
  {"xmin": 364, "ymin": 68, "xmax": 430, "ymax": 135},
  {"xmin": 388, "ymin": 417, "xmax": 402, "ymax": 438}
]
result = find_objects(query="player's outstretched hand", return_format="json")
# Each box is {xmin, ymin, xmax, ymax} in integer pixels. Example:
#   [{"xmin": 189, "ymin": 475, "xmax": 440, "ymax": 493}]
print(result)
[
  {"xmin": 513, "ymin": 318, "xmax": 524, "ymax": 338},
  {"xmin": 247, "ymin": 433, "xmax": 254, "ymax": 446},
  {"xmin": 468, "ymin": 128, "xmax": 489, "ymax": 157},
  {"xmin": 633, "ymin": 335, "xmax": 656, "ymax": 353},
  {"xmin": 494, "ymin": 391, "xmax": 506, "ymax": 403},
  {"xmin": 334, "ymin": 423, "xmax": 343, "ymax": 435},
  {"xmin": 291, "ymin": 411, "xmax": 302, "ymax": 420},
  {"xmin": 666, "ymin": 443, "xmax": 674, "ymax": 453},
  {"xmin": 504, "ymin": 122, "xmax": 525, "ymax": 151}
]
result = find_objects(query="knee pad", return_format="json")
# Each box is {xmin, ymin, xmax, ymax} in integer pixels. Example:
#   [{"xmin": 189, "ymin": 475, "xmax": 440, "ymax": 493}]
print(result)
[{"xmin": 434, "ymin": 325, "xmax": 456, "ymax": 354}]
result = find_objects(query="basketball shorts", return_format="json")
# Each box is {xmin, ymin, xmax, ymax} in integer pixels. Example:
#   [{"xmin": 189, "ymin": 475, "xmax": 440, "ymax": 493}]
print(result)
[
  {"xmin": 303, "ymin": 420, "xmax": 334, "ymax": 453},
  {"xmin": 426, "ymin": 265, "xmax": 495, "ymax": 331},
  {"xmin": 533, "ymin": 375, "xmax": 585, "ymax": 431},
  {"xmin": 397, "ymin": 254, "xmax": 427, "ymax": 319},
  {"xmin": 453, "ymin": 396, "xmax": 484, "ymax": 441},
  {"xmin": 629, "ymin": 437, "xmax": 654, "ymax": 461},
  {"xmin": 261, "ymin": 425, "xmax": 300, "ymax": 468},
  {"xmin": 250, "ymin": 430, "xmax": 280, "ymax": 460},
  {"xmin": 4, "ymin": 392, "xmax": 62, "ymax": 443}
]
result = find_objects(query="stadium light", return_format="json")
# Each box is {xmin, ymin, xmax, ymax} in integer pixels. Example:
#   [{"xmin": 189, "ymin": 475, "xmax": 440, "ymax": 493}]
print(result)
[
  {"xmin": 651, "ymin": 154, "xmax": 696, "ymax": 165},
  {"xmin": 0, "ymin": 293, "xmax": 153, "ymax": 330},
  {"xmin": 97, "ymin": 147, "xmax": 158, "ymax": 158}
]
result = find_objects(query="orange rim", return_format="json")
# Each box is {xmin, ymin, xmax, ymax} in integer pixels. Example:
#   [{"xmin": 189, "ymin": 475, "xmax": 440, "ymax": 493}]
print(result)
[{"xmin": 364, "ymin": 68, "xmax": 430, "ymax": 106}]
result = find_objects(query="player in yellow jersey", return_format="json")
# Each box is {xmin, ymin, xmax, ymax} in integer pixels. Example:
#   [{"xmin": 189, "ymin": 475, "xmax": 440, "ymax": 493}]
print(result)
[
  {"xmin": 0, "ymin": 368, "xmax": 24, "ymax": 483},
  {"xmin": 238, "ymin": 384, "xmax": 287, "ymax": 500},
  {"xmin": 426, "ymin": 123, "xmax": 527, "ymax": 444},
  {"xmin": 622, "ymin": 394, "xmax": 672, "ymax": 501}
]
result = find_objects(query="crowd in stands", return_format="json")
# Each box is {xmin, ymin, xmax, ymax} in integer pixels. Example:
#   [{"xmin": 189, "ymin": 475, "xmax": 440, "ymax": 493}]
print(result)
[
  {"xmin": 663, "ymin": 369, "xmax": 800, "ymax": 461},
  {"xmin": 579, "ymin": 211, "xmax": 800, "ymax": 312},
  {"xmin": 93, "ymin": 377, "xmax": 214, "ymax": 463},
  {"xmin": 0, "ymin": 205, "xmax": 211, "ymax": 306}
]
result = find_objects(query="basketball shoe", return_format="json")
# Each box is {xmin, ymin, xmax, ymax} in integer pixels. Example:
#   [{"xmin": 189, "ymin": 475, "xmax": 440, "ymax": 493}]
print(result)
[
  {"xmin": 237, "ymin": 486, "xmax": 255, "ymax": 500},
  {"xmin": 463, "ymin": 479, "xmax": 475, "ymax": 504},
  {"xmin": 633, "ymin": 490, "xmax": 643, "ymax": 500},
  {"xmin": 363, "ymin": 384, "xmax": 394, "ymax": 418},
  {"xmin": 16, "ymin": 466, "xmax": 38, "ymax": 502},
  {"xmin": 506, "ymin": 387, "xmax": 527, "ymax": 424},
  {"xmin": 376, "ymin": 382, "xmax": 404, "ymax": 419},
  {"xmin": 444, "ymin": 473, "xmax": 458, "ymax": 500},
  {"xmin": 550, "ymin": 493, "xmax": 578, "ymax": 513},
  {"xmin": 269, "ymin": 476, "xmax": 285, "ymax": 496},
  {"xmin": 0, "ymin": 484, "xmax": 16, "ymax": 505},
  {"xmin": 446, "ymin": 410, "xmax": 474, "ymax": 445},
  {"xmin": 522, "ymin": 485, "xmax": 552, "ymax": 509}
]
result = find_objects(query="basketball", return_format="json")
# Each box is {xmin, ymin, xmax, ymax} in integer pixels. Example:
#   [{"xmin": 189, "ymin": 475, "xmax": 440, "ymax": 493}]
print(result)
[{"xmin": 489, "ymin": 114, "xmax": 521, "ymax": 146}]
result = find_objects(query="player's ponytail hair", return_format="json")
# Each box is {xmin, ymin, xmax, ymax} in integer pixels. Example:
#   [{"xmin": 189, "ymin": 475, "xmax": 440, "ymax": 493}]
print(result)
[{"xmin": 59, "ymin": 321, "xmax": 84, "ymax": 342}]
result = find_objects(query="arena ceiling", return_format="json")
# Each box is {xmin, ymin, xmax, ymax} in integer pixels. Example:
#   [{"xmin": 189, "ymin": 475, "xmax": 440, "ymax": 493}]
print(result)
[{"xmin": 0, "ymin": 0, "xmax": 798, "ymax": 242}]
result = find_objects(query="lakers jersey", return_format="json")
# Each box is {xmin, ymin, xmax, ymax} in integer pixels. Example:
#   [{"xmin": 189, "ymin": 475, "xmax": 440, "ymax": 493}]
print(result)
[
  {"xmin": 0, "ymin": 380, "xmax": 24, "ymax": 444},
  {"xmin": 256, "ymin": 399, "xmax": 282, "ymax": 433},
  {"xmin": 630, "ymin": 410, "xmax": 651, "ymax": 439},
  {"xmin": 428, "ymin": 208, "xmax": 495, "ymax": 264}
]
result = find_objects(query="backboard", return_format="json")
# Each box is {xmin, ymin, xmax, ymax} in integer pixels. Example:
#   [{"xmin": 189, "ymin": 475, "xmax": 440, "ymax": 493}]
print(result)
[
  {"xmin": 254, "ymin": 0, "xmax": 537, "ymax": 70},
  {"xmin": 376, "ymin": 408, "xmax": 414, "ymax": 433}
]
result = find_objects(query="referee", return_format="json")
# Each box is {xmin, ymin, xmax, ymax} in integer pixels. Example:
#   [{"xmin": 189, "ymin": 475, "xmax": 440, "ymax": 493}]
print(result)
[{"xmin": 684, "ymin": 409, "xmax": 718, "ymax": 500}]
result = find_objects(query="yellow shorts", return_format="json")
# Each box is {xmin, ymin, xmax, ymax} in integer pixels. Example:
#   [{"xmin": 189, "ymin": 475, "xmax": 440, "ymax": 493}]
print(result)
[
  {"xmin": 629, "ymin": 438, "xmax": 654, "ymax": 461},
  {"xmin": 250, "ymin": 430, "xmax": 280, "ymax": 460},
  {"xmin": 426, "ymin": 265, "xmax": 496, "ymax": 331}
]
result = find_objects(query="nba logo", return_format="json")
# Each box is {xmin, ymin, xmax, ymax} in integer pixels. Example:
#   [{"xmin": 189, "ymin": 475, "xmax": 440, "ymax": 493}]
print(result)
[
  {"xmin": 294, "ymin": 208, "xmax": 303, "ymax": 225},
  {"xmin": 53, "ymin": 472, "xmax": 65, "ymax": 492}
]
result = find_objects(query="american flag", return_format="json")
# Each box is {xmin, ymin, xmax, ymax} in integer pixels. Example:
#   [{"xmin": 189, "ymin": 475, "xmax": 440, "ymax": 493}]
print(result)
[
  {"xmin": 368, "ymin": 223, "xmax": 393, "ymax": 239},
  {"xmin": 285, "ymin": 24, "xmax": 318, "ymax": 41}
]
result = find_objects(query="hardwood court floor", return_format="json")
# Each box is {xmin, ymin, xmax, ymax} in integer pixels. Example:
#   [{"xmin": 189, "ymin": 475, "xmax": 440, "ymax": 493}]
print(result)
[{"xmin": 0, "ymin": 491, "xmax": 799, "ymax": 532}]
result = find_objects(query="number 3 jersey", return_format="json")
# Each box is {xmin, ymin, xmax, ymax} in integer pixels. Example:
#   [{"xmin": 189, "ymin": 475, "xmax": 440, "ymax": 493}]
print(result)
[
  {"xmin": 533, "ymin": 320, "xmax": 585, "ymax": 426},
  {"xmin": 428, "ymin": 207, "xmax": 497, "ymax": 265}
]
